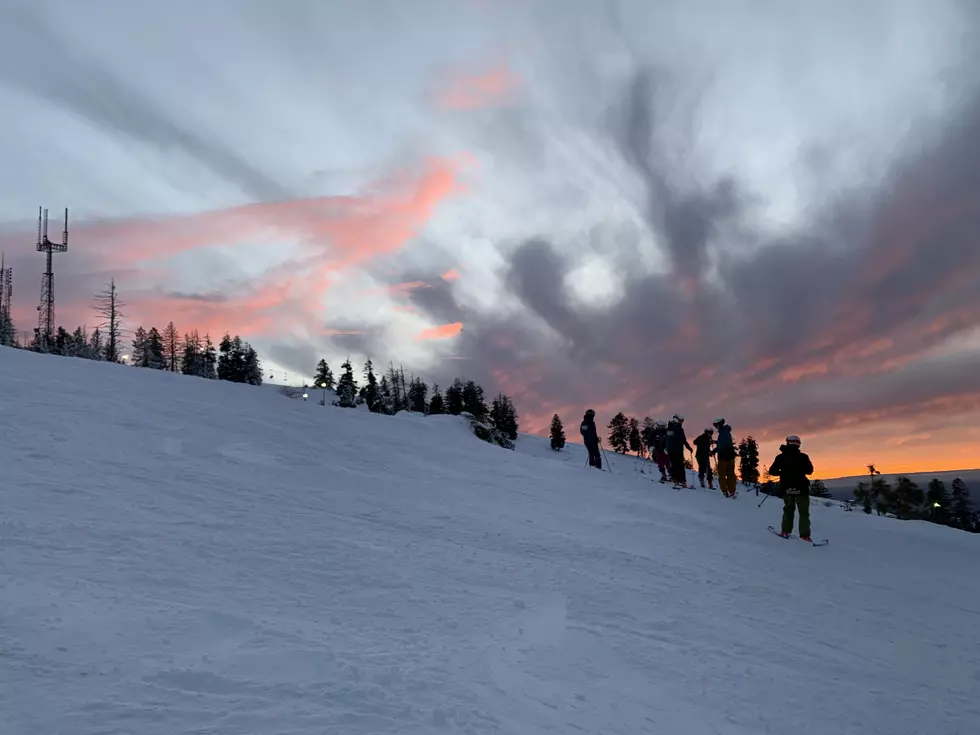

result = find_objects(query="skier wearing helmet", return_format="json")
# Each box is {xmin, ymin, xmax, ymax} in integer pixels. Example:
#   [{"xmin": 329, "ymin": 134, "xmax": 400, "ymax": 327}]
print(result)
[
  {"xmin": 648, "ymin": 419, "xmax": 670, "ymax": 483},
  {"xmin": 692, "ymin": 428, "xmax": 715, "ymax": 489},
  {"xmin": 665, "ymin": 414, "xmax": 692, "ymax": 487},
  {"xmin": 769, "ymin": 435, "xmax": 815, "ymax": 541},
  {"xmin": 711, "ymin": 417, "xmax": 738, "ymax": 498},
  {"xmin": 580, "ymin": 409, "xmax": 602, "ymax": 470}
]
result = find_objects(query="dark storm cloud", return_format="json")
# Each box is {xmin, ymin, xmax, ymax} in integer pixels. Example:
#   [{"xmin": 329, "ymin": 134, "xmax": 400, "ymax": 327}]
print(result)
[
  {"xmin": 0, "ymin": 6, "xmax": 290, "ymax": 202},
  {"xmin": 411, "ymin": 68, "xmax": 980, "ymax": 438}
]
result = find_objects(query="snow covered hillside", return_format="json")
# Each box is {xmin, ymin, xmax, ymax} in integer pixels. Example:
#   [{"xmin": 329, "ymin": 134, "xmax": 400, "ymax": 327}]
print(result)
[{"xmin": 2, "ymin": 346, "xmax": 979, "ymax": 735}]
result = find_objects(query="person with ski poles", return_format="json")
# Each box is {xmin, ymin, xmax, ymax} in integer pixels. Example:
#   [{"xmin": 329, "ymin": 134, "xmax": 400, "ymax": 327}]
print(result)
[
  {"xmin": 768, "ymin": 435, "xmax": 815, "ymax": 541},
  {"xmin": 711, "ymin": 417, "xmax": 738, "ymax": 498},
  {"xmin": 665, "ymin": 414, "xmax": 692, "ymax": 487},
  {"xmin": 692, "ymin": 428, "xmax": 715, "ymax": 489},
  {"xmin": 580, "ymin": 409, "xmax": 602, "ymax": 470},
  {"xmin": 648, "ymin": 419, "xmax": 670, "ymax": 483}
]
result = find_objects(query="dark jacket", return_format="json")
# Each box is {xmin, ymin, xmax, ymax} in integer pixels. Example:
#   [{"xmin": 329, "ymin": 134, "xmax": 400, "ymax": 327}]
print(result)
[
  {"xmin": 768, "ymin": 445, "xmax": 814, "ymax": 495},
  {"xmin": 665, "ymin": 420, "xmax": 692, "ymax": 454},
  {"xmin": 713, "ymin": 424, "xmax": 736, "ymax": 461},
  {"xmin": 649, "ymin": 426, "xmax": 668, "ymax": 453},
  {"xmin": 580, "ymin": 415, "xmax": 598, "ymax": 445},
  {"xmin": 693, "ymin": 433, "xmax": 713, "ymax": 459}
]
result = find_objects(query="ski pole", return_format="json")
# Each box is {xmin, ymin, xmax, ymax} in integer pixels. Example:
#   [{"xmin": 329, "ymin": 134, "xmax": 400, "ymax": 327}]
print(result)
[
  {"xmin": 758, "ymin": 492, "xmax": 771, "ymax": 508},
  {"xmin": 599, "ymin": 439, "xmax": 613, "ymax": 474}
]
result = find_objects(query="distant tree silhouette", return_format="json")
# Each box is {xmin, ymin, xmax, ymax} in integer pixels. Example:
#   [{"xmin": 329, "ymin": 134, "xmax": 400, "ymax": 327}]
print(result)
[{"xmin": 549, "ymin": 414, "xmax": 566, "ymax": 450}]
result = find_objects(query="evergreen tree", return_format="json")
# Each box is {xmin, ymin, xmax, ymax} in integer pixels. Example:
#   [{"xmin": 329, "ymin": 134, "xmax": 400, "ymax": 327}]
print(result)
[
  {"xmin": 217, "ymin": 334, "xmax": 234, "ymax": 380},
  {"xmin": 359, "ymin": 358, "xmax": 381, "ymax": 411},
  {"xmin": 810, "ymin": 479, "xmax": 831, "ymax": 498},
  {"xmin": 200, "ymin": 334, "xmax": 217, "ymax": 379},
  {"xmin": 640, "ymin": 416, "xmax": 655, "ymax": 449},
  {"xmin": 549, "ymin": 414, "xmax": 566, "ymax": 450},
  {"xmin": 335, "ymin": 358, "xmax": 358, "ymax": 407},
  {"xmin": 926, "ymin": 479, "xmax": 950, "ymax": 525},
  {"xmin": 387, "ymin": 364, "xmax": 408, "ymax": 412},
  {"xmin": 132, "ymin": 327, "xmax": 149, "ymax": 367},
  {"xmin": 146, "ymin": 327, "xmax": 166, "ymax": 369},
  {"xmin": 181, "ymin": 331, "xmax": 203, "ymax": 376},
  {"xmin": 853, "ymin": 481, "xmax": 874, "ymax": 514},
  {"xmin": 461, "ymin": 380, "xmax": 488, "ymax": 419},
  {"xmin": 162, "ymin": 321, "xmax": 181, "ymax": 372},
  {"xmin": 489, "ymin": 393, "xmax": 519, "ymax": 440},
  {"xmin": 627, "ymin": 417, "xmax": 642, "ymax": 455},
  {"xmin": 892, "ymin": 476, "xmax": 925, "ymax": 520},
  {"xmin": 0, "ymin": 299, "xmax": 13, "ymax": 347},
  {"xmin": 54, "ymin": 326, "xmax": 71, "ymax": 356},
  {"xmin": 93, "ymin": 279, "xmax": 125, "ymax": 362},
  {"xmin": 242, "ymin": 345, "xmax": 263, "ymax": 385},
  {"xmin": 314, "ymin": 359, "xmax": 334, "ymax": 389},
  {"xmin": 737, "ymin": 437, "xmax": 761, "ymax": 485},
  {"xmin": 444, "ymin": 378, "xmax": 465, "ymax": 415},
  {"xmin": 71, "ymin": 327, "xmax": 92, "ymax": 359},
  {"xmin": 89, "ymin": 327, "xmax": 104, "ymax": 361},
  {"xmin": 950, "ymin": 478, "xmax": 973, "ymax": 530},
  {"xmin": 428, "ymin": 384, "xmax": 445, "ymax": 415},
  {"xmin": 606, "ymin": 412, "xmax": 630, "ymax": 453},
  {"xmin": 407, "ymin": 376, "xmax": 428, "ymax": 413},
  {"xmin": 378, "ymin": 375, "xmax": 394, "ymax": 414}
]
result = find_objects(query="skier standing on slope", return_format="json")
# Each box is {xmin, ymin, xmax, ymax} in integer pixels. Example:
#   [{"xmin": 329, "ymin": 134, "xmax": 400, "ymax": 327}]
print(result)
[
  {"xmin": 648, "ymin": 419, "xmax": 670, "ymax": 483},
  {"xmin": 711, "ymin": 418, "xmax": 738, "ymax": 498},
  {"xmin": 665, "ymin": 414, "xmax": 692, "ymax": 487},
  {"xmin": 692, "ymin": 428, "xmax": 715, "ymax": 489},
  {"xmin": 769, "ymin": 435, "xmax": 814, "ymax": 541},
  {"xmin": 580, "ymin": 409, "xmax": 602, "ymax": 470}
]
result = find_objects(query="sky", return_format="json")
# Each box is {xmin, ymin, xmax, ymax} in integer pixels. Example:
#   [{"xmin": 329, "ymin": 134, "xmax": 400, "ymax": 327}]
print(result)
[{"xmin": 1, "ymin": 0, "xmax": 979, "ymax": 478}]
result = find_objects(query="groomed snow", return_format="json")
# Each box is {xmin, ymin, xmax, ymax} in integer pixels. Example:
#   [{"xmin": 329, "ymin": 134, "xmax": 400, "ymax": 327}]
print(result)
[{"xmin": 2, "ymin": 346, "xmax": 978, "ymax": 734}]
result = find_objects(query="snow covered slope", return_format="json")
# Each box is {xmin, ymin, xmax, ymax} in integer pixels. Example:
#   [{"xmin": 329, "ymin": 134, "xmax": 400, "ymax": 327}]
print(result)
[{"xmin": 2, "ymin": 346, "xmax": 978, "ymax": 735}]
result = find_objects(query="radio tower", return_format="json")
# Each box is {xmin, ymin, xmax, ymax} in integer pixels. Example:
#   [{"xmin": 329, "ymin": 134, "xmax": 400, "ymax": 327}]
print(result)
[
  {"xmin": 35, "ymin": 206, "xmax": 69, "ymax": 350},
  {"xmin": 0, "ymin": 253, "xmax": 12, "ymax": 346}
]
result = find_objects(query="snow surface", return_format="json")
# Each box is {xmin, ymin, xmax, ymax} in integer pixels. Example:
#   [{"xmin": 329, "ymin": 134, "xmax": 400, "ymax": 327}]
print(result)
[{"xmin": 2, "ymin": 346, "xmax": 979, "ymax": 735}]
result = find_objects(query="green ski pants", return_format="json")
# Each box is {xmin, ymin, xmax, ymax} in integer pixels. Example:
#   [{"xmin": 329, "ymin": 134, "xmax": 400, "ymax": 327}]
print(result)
[{"xmin": 781, "ymin": 494, "xmax": 811, "ymax": 538}]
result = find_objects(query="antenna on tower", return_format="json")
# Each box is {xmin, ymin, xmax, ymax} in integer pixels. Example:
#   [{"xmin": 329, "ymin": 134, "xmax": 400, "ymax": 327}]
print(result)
[{"xmin": 34, "ymin": 206, "xmax": 69, "ymax": 350}]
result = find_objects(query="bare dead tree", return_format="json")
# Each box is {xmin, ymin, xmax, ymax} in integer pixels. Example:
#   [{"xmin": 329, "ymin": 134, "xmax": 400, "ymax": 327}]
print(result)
[{"xmin": 93, "ymin": 279, "xmax": 125, "ymax": 363}]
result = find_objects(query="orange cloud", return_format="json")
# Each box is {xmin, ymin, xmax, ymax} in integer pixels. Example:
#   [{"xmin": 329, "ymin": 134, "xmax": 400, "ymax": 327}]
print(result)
[
  {"xmin": 435, "ymin": 62, "xmax": 521, "ymax": 110},
  {"xmin": 416, "ymin": 322, "xmax": 463, "ymax": 341},
  {"xmin": 441, "ymin": 268, "xmax": 461, "ymax": 281}
]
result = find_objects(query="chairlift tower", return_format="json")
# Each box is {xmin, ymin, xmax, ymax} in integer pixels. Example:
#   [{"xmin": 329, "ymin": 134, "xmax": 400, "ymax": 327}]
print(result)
[{"xmin": 35, "ymin": 207, "xmax": 68, "ymax": 349}]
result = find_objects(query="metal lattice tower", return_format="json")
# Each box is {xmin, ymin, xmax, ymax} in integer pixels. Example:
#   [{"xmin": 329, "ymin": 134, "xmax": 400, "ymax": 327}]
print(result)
[
  {"xmin": 35, "ymin": 207, "xmax": 68, "ymax": 349},
  {"xmin": 0, "ymin": 253, "xmax": 12, "ymax": 344}
]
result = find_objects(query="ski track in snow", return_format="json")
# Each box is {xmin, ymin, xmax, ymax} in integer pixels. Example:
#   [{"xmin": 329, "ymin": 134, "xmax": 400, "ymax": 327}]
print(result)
[{"xmin": 1, "ymin": 348, "xmax": 979, "ymax": 734}]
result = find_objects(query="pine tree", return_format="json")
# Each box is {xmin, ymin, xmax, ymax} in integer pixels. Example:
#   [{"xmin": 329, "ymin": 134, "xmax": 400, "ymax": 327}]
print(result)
[
  {"xmin": 200, "ymin": 334, "xmax": 217, "ymax": 379},
  {"xmin": 892, "ymin": 476, "xmax": 925, "ymax": 520},
  {"xmin": 461, "ymin": 380, "xmax": 488, "ymax": 419},
  {"xmin": 335, "ymin": 358, "xmax": 358, "ymax": 407},
  {"xmin": 549, "ymin": 414, "xmax": 566, "ymax": 450},
  {"xmin": 378, "ymin": 375, "xmax": 393, "ymax": 413},
  {"xmin": 162, "ymin": 321, "xmax": 181, "ymax": 372},
  {"xmin": 89, "ymin": 327, "xmax": 104, "ymax": 361},
  {"xmin": 428, "ymin": 384, "xmax": 445, "ymax": 415},
  {"xmin": 627, "ymin": 417, "xmax": 642, "ymax": 456},
  {"xmin": 407, "ymin": 377, "xmax": 428, "ymax": 413},
  {"xmin": 181, "ymin": 331, "xmax": 203, "ymax": 376},
  {"xmin": 950, "ymin": 478, "xmax": 973, "ymax": 530},
  {"xmin": 387, "ymin": 363, "xmax": 407, "ymax": 412},
  {"xmin": 640, "ymin": 416, "xmax": 655, "ymax": 450},
  {"xmin": 314, "ymin": 359, "xmax": 334, "ymax": 389},
  {"xmin": 93, "ymin": 279, "xmax": 125, "ymax": 362},
  {"xmin": 359, "ymin": 358, "xmax": 380, "ymax": 411},
  {"xmin": 809, "ymin": 480, "xmax": 831, "ymax": 498},
  {"xmin": 926, "ymin": 479, "xmax": 950, "ymax": 525},
  {"xmin": 737, "ymin": 437, "xmax": 760, "ymax": 485},
  {"xmin": 606, "ymin": 412, "xmax": 630, "ymax": 453},
  {"xmin": 132, "ymin": 327, "xmax": 149, "ymax": 367},
  {"xmin": 853, "ymin": 481, "xmax": 874, "ymax": 514},
  {"xmin": 54, "ymin": 326, "xmax": 71, "ymax": 356},
  {"xmin": 444, "ymin": 378, "xmax": 465, "ymax": 415},
  {"xmin": 146, "ymin": 327, "xmax": 166, "ymax": 369},
  {"xmin": 217, "ymin": 334, "xmax": 234, "ymax": 381},
  {"xmin": 242, "ymin": 345, "xmax": 263, "ymax": 385},
  {"xmin": 489, "ymin": 394, "xmax": 519, "ymax": 440},
  {"xmin": 71, "ymin": 327, "xmax": 91, "ymax": 358}
]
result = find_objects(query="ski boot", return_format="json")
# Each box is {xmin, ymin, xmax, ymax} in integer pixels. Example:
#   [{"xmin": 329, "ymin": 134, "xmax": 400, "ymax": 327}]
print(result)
[
  {"xmin": 800, "ymin": 535, "xmax": 812, "ymax": 543},
  {"xmin": 778, "ymin": 530, "xmax": 790, "ymax": 538}
]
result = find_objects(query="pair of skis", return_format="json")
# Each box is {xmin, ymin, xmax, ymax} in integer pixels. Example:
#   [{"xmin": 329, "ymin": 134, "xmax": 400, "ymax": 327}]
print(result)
[{"xmin": 768, "ymin": 525, "xmax": 829, "ymax": 546}]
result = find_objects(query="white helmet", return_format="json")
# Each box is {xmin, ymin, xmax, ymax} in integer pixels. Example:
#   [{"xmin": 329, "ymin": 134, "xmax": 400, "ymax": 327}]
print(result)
[
  {"xmin": 713, "ymin": 416, "xmax": 725, "ymax": 427},
  {"xmin": 672, "ymin": 413, "xmax": 684, "ymax": 422},
  {"xmin": 785, "ymin": 435, "xmax": 802, "ymax": 447},
  {"xmin": 656, "ymin": 419, "xmax": 667, "ymax": 428}
]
